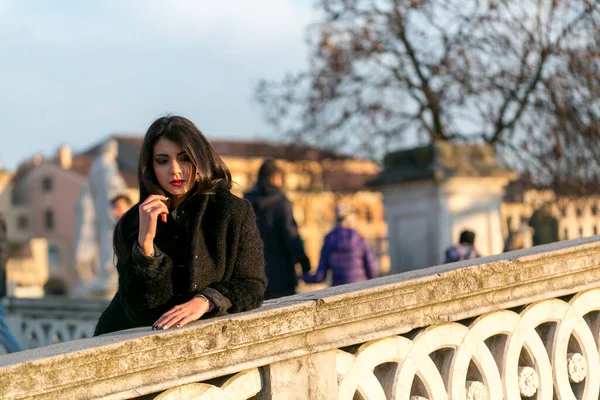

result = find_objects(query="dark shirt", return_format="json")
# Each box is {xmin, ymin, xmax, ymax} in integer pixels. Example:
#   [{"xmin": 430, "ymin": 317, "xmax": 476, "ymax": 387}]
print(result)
[{"xmin": 157, "ymin": 196, "xmax": 194, "ymax": 297}]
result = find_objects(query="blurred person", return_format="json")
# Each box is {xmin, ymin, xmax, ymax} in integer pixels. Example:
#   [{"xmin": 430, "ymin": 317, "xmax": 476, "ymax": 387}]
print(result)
[
  {"xmin": 43, "ymin": 276, "xmax": 69, "ymax": 296},
  {"xmin": 302, "ymin": 205, "xmax": 378, "ymax": 287},
  {"xmin": 0, "ymin": 213, "xmax": 21, "ymax": 353},
  {"xmin": 504, "ymin": 229, "xmax": 525, "ymax": 252},
  {"xmin": 111, "ymin": 193, "xmax": 133, "ymax": 221},
  {"xmin": 244, "ymin": 158, "xmax": 311, "ymax": 299},
  {"xmin": 444, "ymin": 229, "xmax": 480, "ymax": 263},
  {"xmin": 94, "ymin": 116, "xmax": 266, "ymax": 335}
]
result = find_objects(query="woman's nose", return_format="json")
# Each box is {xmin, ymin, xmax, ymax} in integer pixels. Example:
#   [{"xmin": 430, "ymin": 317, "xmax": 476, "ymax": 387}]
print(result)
[{"xmin": 169, "ymin": 160, "xmax": 181, "ymax": 175}]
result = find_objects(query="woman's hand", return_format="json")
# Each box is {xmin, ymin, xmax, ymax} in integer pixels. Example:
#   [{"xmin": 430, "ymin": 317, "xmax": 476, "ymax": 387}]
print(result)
[
  {"xmin": 152, "ymin": 296, "xmax": 211, "ymax": 330},
  {"xmin": 138, "ymin": 195, "xmax": 169, "ymax": 256}
]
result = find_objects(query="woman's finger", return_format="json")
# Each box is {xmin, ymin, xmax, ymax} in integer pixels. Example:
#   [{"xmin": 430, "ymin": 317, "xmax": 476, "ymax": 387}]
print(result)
[
  {"xmin": 140, "ymin": 199, "xmax": 168, "ymax": 213},
  {"xmin": 155, "ymin": 311, "xmax": 186, "ymax": 330},
  {"xmin": 152, "ymin": 298, "xmax": 209, "ymax": 330},
  {"xmin": 140, "ymin": 203, "xmax": 169, "ymax": 225},
  {"xmin": 152, "ymin": 307, "xmax": 180, "ymax": 328},
  {"xmin": 173, "ymin": 313, "xmax": 203, "ymax": 328},
  {"xmin": 155, "ymin": 306, "xmax": 187, "ymax": 327},
  {"xmin": 150, "ymin": 207, "xmax": 168, "ymax": 224},
  {"xmin": 142, "ymin": 195, "xmax": 169, "ymax": 206}
]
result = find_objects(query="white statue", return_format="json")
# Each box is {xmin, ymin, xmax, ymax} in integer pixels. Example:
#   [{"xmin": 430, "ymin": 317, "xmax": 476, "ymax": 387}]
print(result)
[
  {"xmin": 73, "ymin": 183, "xmax": 99, "ymax": 295},
  {"xmin": 74, "ymin": 139, "xmax": 127, "ymax": 299}
]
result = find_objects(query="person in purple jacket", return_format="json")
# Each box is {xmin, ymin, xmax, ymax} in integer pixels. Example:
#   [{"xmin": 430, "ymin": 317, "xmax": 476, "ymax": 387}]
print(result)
[
  {"xmin": 444, "ymin": 229, "xmax": 481, "ymax": 263},
  {"xmin": 303, "ymin": 205, "xmax": 378, "ymax": 287}
]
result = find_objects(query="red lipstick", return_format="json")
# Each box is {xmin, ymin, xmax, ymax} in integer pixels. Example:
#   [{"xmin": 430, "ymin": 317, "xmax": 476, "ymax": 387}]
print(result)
[{"xmin": 170, "ymin": 179, "xmax": 184, "ymax": 187}]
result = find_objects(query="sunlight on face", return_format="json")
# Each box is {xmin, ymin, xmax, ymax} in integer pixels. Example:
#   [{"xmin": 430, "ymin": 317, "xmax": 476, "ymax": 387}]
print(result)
[{"xmin": 153, "ymin": 138, "xmax": 195, "ymax": 207}]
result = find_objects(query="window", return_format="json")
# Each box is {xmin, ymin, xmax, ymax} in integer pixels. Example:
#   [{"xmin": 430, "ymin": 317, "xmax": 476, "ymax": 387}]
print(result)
[
  {"xmin": 576, "ymin": 207, "xmax": 583, "ymax": 218},
  {"xmin": 592, "ymin": 205, "xmax": 599, "ymax": 216},
  {"xmin": 48, "ymin": 245, "xmax": 60, "ymax": 268},
  {"xmin": 41, "ymin": 177, "xmax": 53, "ymax": 193},
  {"xmin": 17, "ymin": 216, "xmax": 29, "ymax": 230},
  {"xmin": 44, "ymin": 209, "xmax": 55, "ymax": 231},
  {"xmin": 365, "ymin": 207, "xmax": 373, "ymax": 223},
  {"xmin": 579, "ymin": 227, "xmax": 584, "ymax": 237},
  {"xmin": 563, "ymin": 228, "xmax": 569, "ymax": 240},
  {"xmin": 560, "ymin": 207, "xmax": 567, "ymax": 217},
  {"xmin": 595, "ymin": 226, "xmax": 598, "ymax": 235}
]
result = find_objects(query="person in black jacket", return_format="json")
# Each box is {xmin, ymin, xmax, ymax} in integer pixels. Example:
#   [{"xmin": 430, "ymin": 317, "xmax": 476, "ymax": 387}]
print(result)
[
  {"xmin": 244, "ymin": 159, "xmax": 311, "ymax": 299},
  {"xmin": 94, "ymin": 116, "xmax": 267, "ymax": 335},
  {"xmin": 0, "ymin": 213, "xmax": 21, "ymax": 352}
]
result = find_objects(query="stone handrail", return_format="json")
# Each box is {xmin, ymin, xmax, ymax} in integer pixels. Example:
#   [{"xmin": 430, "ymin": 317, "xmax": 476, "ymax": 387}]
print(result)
[{"xmin": 2, "ymin": 237, "xmax": 600, "ymax": 399}]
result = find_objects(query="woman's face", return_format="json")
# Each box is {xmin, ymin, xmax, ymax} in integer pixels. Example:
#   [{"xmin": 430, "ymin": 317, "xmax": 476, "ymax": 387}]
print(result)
[{"xmin": 152, "ymin": 138, "xmax": 195, "ymax": 207}]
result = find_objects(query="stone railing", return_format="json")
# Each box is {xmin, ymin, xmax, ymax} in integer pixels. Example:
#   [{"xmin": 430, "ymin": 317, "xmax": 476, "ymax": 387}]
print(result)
[
  {"xmin": 2, "ymin": 237, "xmax": 600, "ymax": 399},
  {"xmin": 1, "ymin": 296, "xmax": 108, "ymax": 352}
]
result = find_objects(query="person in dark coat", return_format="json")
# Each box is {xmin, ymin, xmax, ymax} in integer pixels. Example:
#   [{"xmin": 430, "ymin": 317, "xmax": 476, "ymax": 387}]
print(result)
[
  {"xmin": 302, "ymin": 205, "xmax": 378, "ymax": 287},
  {"xmin": 0, "ymin": 213, "xmax": 21, "ymax": 352},
  {"xmin": 94, "ymin": 116, "xmax": 267, "ymax": 335},
  {"xmin": 244, "ymin": 159, "xmax": 311, "ymax": 299}
]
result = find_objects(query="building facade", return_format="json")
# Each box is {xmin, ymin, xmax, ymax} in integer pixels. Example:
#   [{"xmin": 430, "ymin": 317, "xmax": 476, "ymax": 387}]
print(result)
[
  {"xmin": 7, "ymin": 146, "xmax": 87, "ymax": 291},
  {"xmin": 502, "ymin": 184, "xmax": 600, "ymax": 245}
]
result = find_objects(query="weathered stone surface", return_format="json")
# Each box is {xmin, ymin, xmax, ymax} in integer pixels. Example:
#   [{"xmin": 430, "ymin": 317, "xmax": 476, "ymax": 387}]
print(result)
[
  {"xmin": 259, "ymin": 351, "xmax": 337, "ymax": 400},
  {"xmin": 0, "ymin": 238, "xmax": 599, "ymax": 399}
]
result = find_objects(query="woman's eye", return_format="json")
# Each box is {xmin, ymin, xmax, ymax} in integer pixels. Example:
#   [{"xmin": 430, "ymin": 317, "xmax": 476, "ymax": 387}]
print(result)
[
  {"xmin": 155, "ymin": 159, "xmax": 168, "ymax": 165},
  {"xmin": 179, "ymin": 155, "xmax": 191, "ymax": 162}
]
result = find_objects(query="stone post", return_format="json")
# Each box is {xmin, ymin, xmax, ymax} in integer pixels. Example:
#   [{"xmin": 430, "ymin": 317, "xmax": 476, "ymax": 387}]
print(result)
[{"xmin": 370, "ymin": 142, "xmax": 515, "ymax": 274}]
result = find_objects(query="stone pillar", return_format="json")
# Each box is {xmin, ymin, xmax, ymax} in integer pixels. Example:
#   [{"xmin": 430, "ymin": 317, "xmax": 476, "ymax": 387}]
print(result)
[
  {"xmin": 259, "ymin": 351, "xmax": 338, "ymax": 399},
  {"xmin": 370, "ymin": 142, "xmax": 515, "ymax": 274}
]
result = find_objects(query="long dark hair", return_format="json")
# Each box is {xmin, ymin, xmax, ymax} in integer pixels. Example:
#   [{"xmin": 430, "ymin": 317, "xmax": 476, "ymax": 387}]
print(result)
[
  {"xmin": 114, "ymin": 115, "xmax": 232, "ymax": 262},
  {"xmin": 138, "ymin": 115, "xmax": 232, "ymax": 200}
]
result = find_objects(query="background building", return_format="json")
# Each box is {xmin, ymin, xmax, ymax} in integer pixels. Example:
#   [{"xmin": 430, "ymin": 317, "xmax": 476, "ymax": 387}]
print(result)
[{"xmin": 503, "ymin": 180, "xmax": 600, "ymax": 245}]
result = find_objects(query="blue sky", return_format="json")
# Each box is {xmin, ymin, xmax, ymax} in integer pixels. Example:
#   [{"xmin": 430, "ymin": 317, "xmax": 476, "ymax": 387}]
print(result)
[{"xmin": 0, "ymin": 0, "xmax": 316, "ymax": 170}]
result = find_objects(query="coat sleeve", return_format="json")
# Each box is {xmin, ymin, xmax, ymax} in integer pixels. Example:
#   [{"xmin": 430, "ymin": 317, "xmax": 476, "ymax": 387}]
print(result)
[
  {"xmin": 361, "ymin": 237, "xmax": 379, "ymax": 279},
  {"xmin": 200, "ymin": 200, "xmax": 267, "ymax": 314},
  {"xmin": 278, "ymin": 198, "xmax": 311, "ymax": 273},
  {"xmin": 113, "ymin": 242, "xmax": 176, "ymax": 325},
  {"xmin": 303, "ymin": 239, "xmax": 331, "ymax": 284}
]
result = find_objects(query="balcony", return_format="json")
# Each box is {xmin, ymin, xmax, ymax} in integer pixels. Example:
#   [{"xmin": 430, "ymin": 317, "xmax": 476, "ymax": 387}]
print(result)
[{"xmin": 1, "ymin": 237, "xmax": 600, "ymax": 399}]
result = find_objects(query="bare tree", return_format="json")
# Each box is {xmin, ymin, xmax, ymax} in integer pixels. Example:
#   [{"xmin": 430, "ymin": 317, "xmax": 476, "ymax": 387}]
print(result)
[{"xmin": 256, "ymin": 0, "xmax": 599, "ymax": 187}]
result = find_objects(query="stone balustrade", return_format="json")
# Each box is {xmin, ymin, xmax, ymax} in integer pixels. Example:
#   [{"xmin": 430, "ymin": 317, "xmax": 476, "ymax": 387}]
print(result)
[
  {"xmin": 1, "ymin": 296, "xmax": 107, "ymax": 352},
  {"xmin": 2, "ymin": 237, "xmax": 600, "ymax": 399}
]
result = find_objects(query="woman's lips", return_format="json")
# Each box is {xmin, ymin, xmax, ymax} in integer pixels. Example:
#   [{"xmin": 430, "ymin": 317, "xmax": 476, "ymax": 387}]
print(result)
[{"xmin": 170, "ymin": 180, "xmax": 184, "ymax": 187}]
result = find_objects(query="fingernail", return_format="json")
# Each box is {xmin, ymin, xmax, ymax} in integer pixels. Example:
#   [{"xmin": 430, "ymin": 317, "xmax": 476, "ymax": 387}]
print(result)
[
  {"xmin": 162, "ymin": 325, "xmax": 168, "ymax": 330},
  {"xmin": 152, "ymin": 325, "xmax": 157, "ymax": 331},
  {"xmin": 175, "ymin": 324, "xmax": 180, "ymax": 328}
]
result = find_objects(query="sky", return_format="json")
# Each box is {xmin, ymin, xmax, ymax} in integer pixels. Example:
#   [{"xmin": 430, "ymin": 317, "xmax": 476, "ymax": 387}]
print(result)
[{"xmin": 0, "ymin": 0, "xmax": 317, "ymax": 170}]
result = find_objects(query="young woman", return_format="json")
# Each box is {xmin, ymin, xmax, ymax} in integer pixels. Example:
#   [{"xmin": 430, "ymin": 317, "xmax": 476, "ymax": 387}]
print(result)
[{"xmin": 94, "ymin": 116, "xmax": 267, "ymax": 335}]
